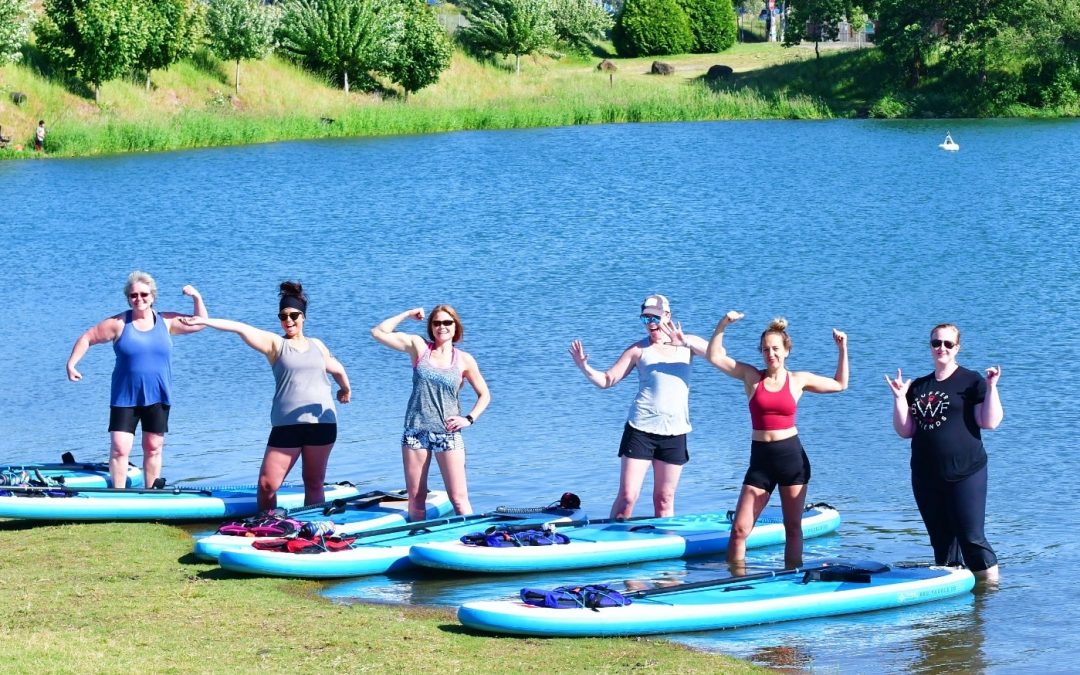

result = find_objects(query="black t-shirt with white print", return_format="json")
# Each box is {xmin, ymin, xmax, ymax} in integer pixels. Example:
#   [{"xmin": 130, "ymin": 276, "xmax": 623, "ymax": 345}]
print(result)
[{"xmin": 906, "ymin": 365, "xmax": 987, "ymax": 481}]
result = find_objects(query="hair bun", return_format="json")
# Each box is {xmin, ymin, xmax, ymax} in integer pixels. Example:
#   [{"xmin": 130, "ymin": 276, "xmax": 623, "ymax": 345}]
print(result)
[
  {"xmin": 768, "ymin": 316, "xmax": 788, "ymax": 332},
  {"xmin": 279, "ymin": 280, "xmax": 304, "ymax": 297}
]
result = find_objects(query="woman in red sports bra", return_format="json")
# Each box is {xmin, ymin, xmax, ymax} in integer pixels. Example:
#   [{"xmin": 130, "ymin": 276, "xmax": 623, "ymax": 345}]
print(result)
[{"xmin": 705, "ymin": 311, "xmax": 848, "ymax": 569}]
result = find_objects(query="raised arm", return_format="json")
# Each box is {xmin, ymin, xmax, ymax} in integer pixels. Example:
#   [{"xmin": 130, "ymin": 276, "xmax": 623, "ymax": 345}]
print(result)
[
  {"xmin": 660, "ymin": 320, "xmax": 709, "ymax": 357},
  {"xmin": 976, "ymin": 366, "xmax": 1003, "ymax": 429},
  {"xmin": 164, "ymin": 285, "xmax": 209, "ymax": 335},
  {"xmin": 371, "ymin": 308, "xmax": 427, "ymax": 359},
  {"xmin": 313, "ymin": 339, "xmax": 351, "ymax": 404},
  {"xmin": 798, "ymin": 329, "xmax": 849, "ymax": 394},
  {"xmin": 178, "ymin": 316, "xmax": 279, "ymax": 359},
  {"xmin": 446, "ymin": 352, "xmax": 491, "ymax": 432},
  {"xmin": 66, "ymin": 315, "xmax": 124, "ymax": 381},
  {"xmin": 885, "ymin": 368, "xmax": 914, "ymax": 438},
  {"xmin": 705, "ymin": 311, "xmax": 759, "ymax": 384},
  {"xmin": 569, "ymin": 340, "xmax": 639, "ymax": 389}
]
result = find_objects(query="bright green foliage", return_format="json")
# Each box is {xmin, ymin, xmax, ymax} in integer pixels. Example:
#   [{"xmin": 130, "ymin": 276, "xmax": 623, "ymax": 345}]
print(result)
[
  {"xmin": 549, "ymin": 0, "xmax": 613, "ymax": 54},
  {"xmin": 676, "ymin": 0, "xmax": 736, "ymax": 53},
  {"xmin": 874, "ymin": 0, "xmax": 941, "ymax": 85},
  {"xmin": 207, "ymin": 0, "xmax": 279, "ymax": 93},
  {"xmin": 612, "ymin": 0, "xmax": 694, "ymax": 57},
  {"xmin": 35, "ymin": 0, "xmax": 151, "ymax": 100},
  {"xmin": 0, "ymin": 0, "xmax": 33, "ymax": 65},
  {"xmin": 1015, "ymin": 0, "xmax": 1080, "ymax": 107},
  {"xmin": 458, "ymin": 0, "xmax": 556, "ymax": 74},
  {"xmin": 137, "ymin": 0, "xmax": 207, "ymax": 90},
  {"xmin": 387, "ymin": 0, "xmax": 453, "ymax": 97},
  {"xmin": 782, "ymin": 0, "xmax": 852, "ymax": 57},
  {"xmin": 276, "ymin": 0, "xmax": 404, "ymax": 93}
]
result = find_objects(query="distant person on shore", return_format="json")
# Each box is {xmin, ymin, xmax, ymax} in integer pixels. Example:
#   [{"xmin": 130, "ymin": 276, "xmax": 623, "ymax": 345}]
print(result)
[
  {"xmin": 569, "ymin": 294, "xmax": 708, "ymax": 519},
  {"xmin": 34, "ymin": 120, "xmax": 45, "ymax": 152},
  {"xmin": 180, "ymin": 281, "xmax": 350, "ymax": 511},
  {"xmin": 886, "ymin": 323, "xmax": 1002, "ymax": 582},
  {"xmin": 372, "ymin": 305, "xmax": 490, "ymax": 521},
  {"xmin": 66, "ymin": 271, "xmax": 208, "ymax": 489},
  {"xmin": 706, "ymin": 312, "xmax": 848, "ymax": 568}
]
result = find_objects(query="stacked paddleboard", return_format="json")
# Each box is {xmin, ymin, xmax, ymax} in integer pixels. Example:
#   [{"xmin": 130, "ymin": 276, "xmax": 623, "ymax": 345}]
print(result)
[
  {"xmin": 458, "ymin": 562, "xmax": 976, "ymax": 636},
  {"xmin": 1, "ymin": 458, "xmax": 143, "ymax": 489}
]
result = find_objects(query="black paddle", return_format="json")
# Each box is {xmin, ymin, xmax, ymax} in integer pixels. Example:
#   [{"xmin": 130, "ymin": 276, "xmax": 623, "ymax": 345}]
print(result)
[
  {"xmin": 484, "ymin": 514, "xmax": 655, "ymax": 536},
  {"xmin": 280, "ymin": 489, "xmax": 407, "ymax": 517},
  {"xmin": 628, "ymin": 560, "xmax": 890, "ymax": 599},
  {"xmin": 337, "ymin": 505, "xmax": 580, "ymax": 543}
]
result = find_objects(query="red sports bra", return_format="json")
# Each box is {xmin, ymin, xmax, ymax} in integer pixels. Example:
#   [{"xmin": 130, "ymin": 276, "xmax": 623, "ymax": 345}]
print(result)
[{"xmin": 749, "ymin": 371, "xmax": 797, "ymax": 431}]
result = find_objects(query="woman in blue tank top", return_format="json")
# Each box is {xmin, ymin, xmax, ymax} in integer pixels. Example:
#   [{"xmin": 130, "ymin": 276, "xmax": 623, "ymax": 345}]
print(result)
[
  {"xmin": 372, "ymin": 305, "xmax": 490, "ymax": 521},
  {"xmin": 181, "ymin": 281, "xmax": 351, "ymax": 511},
  {"xmin": 66, "ymin": 271, "xmax": 208, "ymax": 489}
]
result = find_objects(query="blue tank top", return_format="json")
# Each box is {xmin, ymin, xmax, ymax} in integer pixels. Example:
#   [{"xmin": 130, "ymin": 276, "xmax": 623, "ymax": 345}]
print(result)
[
  {"xmin": 111, "ymin": 310, "xmax": 173, "ymax": 407},
  {"xmin": 403, "ymin": 344, "xmax": 463, "ymax": 432}
]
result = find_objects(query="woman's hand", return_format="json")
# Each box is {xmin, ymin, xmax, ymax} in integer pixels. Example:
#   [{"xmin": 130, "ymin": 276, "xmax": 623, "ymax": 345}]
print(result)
[
  {"xmin": 985, "ymin": 365, "xmax": 1002, "ymax": 386},
  {"xmin": 408, "ymin": 307, "xmax": 425, "ymax": 321},
  {"xmin": 444, "ymin": 415, "xmax": 472, "ymax": 432},
  {"xmin": 336, "ymin": 386, "xmax": 351, "ymax": 404},
  {"xmin": 178, "ymin": 315, "xmax": 206, "ymax": 327},
  {"xmin": 66, "ymin": 364, "xmax": 82, "ymax": 382},
  {"xmin": 569, "ymin": 340, "xmax": 589, "ymax": 368},
  {"xmin": 661, "ymin": 320, "xmax": 687, "ymax": 346},
  {"xmin": 884, "ymin": 368, "xmax": 910, "ymax": 399},
  {"xmin": 833, "ymin": 329, "xmax": 847, "ymax": 349},
  {"xmin": 181, "ymin": 285, "xmax": 201, "ymax": 298}
]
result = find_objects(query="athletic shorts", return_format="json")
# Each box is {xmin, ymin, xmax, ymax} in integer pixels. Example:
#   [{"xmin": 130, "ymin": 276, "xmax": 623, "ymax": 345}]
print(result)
[
  {"xmin": 267, "ymin": 423, "xmax": 337, "ymax": 448},
  {"xmin": 743, "ymin": 435, "xmax": 811, "ymax": 493},
  {"xmin": 402, "ymin": 429, "xmax": 465, "ymax": 453},
  {"xmin": 108, "ymin": 403, "xmax": 170, "ymax": 434},
  {"xmin": 618, "ymin": 423, "xmax": 689, "ymax": 466}
]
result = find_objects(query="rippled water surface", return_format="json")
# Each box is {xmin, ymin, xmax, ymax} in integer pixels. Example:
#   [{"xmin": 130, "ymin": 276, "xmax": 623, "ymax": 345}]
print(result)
[{"xmin": 4, "ymin": 119, "xmax": 1078, "ymax": 672}]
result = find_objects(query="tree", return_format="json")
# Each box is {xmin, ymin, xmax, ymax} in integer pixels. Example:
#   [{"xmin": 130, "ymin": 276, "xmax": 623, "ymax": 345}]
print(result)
[
  {"xmin": 35, "ymin": 0, "xmax": 151, "ymax": 101},
  {"xmin": 782, "ymin": 0, "xmax": 852, "ymax": 58},
  {"xmin": 136, "ymin": 0, "xmax": 207, "ymax": 90},
  {"xmin": 873, "ymin": 0, "xmax": 943, "ymax": 85},
  {"xmin": 549, "ymin": 0, "xmax": 613, "ymax": 55},
  {"xmin": 387, "ymin": 0, "xmax": 453, "ymax": 98},
  {"xmin": 458, "ymin": 0, "xmax": 556, "ymax": 74},
  {"xmin": 276, "ymin": 0, "xmax": 404, "ymax": 93},
  {"xmin": 676, "ymin": 0, "xmax": 736, "ymax": 53},
  {"xmin": 207, "ymin": 0, "xmax": 279, "ymax": 93},
  {"xmin": 0, "ymin": 0, "xmax": 33, "ymax": 65},
  {"xmin": 611, "ymin": 0, "xmax": 694, "ymax": 57}
]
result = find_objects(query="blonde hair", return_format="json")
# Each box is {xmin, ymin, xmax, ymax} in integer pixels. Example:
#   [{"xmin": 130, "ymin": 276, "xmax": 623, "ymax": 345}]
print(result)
[
  {"xmin": 931, "ymin": 323, "xmax": 961, "ymax": 345},
  {"xmin": 123, "ymin": 271, "xmax": 157, "ymax": 298},
  {"xmin": 759, "ymin": 316, "xmax": 792, "ymax": 352}
]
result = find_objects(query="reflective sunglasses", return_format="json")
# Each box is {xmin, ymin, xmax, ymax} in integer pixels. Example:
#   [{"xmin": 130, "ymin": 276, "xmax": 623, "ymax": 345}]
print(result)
[
  {"xmin": 431, "ymin": 319, "xmax": 455, "ymax": 327},
  {"xmin": 930, "ymin": 339, "xmax": 957, "ymax": 349},
  {"xmin": 128, "ymin": 292, "xmax": 152, "ymax": 300},
  {"xmin": 640, "ymin": 315, "xmax": 662, "ymax": 325},
  {"xmin": 278, "ymin": 311, "xmax": 303, "ymax": 322}
]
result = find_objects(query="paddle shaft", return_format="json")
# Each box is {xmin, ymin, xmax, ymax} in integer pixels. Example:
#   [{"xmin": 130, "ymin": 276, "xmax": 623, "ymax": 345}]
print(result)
[
  {"xmin": 486, "ymin": 514, "xmax": 655, "ymax": 535},
  {"xmin": 348, "ymin": 507, "xmax": 575, "ymax": 541},
  {"xmin": 283, "ymin": 489, "xmax": 405, "ymax": 517},
  {"xmin": 0, "ymin": 481, "xmax": 353, "ymax": 497},
  {"xmin": 631, "ymin": 562, "xmax": 877, "ymax": 598}
]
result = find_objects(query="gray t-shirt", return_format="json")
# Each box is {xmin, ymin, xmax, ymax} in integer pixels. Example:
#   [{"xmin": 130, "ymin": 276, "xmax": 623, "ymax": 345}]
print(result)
[
  {"xmin": 270, "ymin": 338, "xmax": 337, "ymax": 426},
  {"xmin": 627, "ymin": 340, "xmax": 693, "ymax": 436}
]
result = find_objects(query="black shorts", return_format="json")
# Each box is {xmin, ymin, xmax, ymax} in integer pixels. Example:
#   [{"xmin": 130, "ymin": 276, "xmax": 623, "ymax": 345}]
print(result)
[
  {"xmin": 743, "ymin": 435, "xmax": 810, "ymax": 493},
  {"xmin": 108, "ymin": 404, "xmax": 170, "ymax": 434},
  {"xmin": 267, "ymin": 423, "xmax": 337, "ymax": 448},
  {"xmin": 618, "ymin": 423, "xmax": 689, "ymax": 466}
]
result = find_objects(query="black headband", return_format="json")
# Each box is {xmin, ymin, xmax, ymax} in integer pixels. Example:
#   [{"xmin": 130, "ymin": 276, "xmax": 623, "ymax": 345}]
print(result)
[{"xmin": 279, "ymin": 295, "xmax": 307, "ymax": 313}]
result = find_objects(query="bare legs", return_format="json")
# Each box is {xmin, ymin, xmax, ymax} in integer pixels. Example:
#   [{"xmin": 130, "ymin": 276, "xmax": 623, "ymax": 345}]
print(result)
[
  {"xmin": 402, "ymin": 446, "xmax": 472, "ymax": 521},
  {"xmin": 609, "ymin": 457, "xmax": 684, "ymax": 519},
  {"xmin": 258, "ymin": 444, "xmax": 333, "ymax": 511},
  {"xmin": 109, "ymin": 431, "xmax": 164, "ymax": 488},
  {"xmin": 728, "ymin": 483, "xmax": 807, "ymax": 569}
]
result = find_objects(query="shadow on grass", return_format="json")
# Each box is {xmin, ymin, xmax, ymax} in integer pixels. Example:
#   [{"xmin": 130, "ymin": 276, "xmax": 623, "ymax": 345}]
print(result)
[
  {"xmin": 189, "ymin": 48, "xmax": 229, "ymax": 85},
  {"xmin": 16, "ymin": 44, "xmax": 95, "ymax": 100}
]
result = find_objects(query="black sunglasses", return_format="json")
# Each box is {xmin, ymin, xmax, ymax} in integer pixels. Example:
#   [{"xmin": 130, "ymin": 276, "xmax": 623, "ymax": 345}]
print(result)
[
  {"xmin": 432, "ymin": 319, "xmax": 455, "ymax": 327},
  {"xmin": 930, "ymin": 339, "xmax": 956, "ymax": 349},
  {"xmin": 128, "ymin": 292, "xmax": 152, "ymax": 299},
  {"xmin": 278, "ymin": 311, "xmax": 303, "ymax": 322}
]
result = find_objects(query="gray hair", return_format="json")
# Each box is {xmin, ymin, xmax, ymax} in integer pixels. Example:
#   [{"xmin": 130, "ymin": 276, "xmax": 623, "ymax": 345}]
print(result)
[{"xmin": 123, "ymin": 270, "xmax": 157, "ymax": 298}]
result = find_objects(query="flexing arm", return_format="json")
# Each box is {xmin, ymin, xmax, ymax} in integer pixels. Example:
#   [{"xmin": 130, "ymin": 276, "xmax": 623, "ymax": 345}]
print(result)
[
  {"xmin": 313, "ymin": 339, "xmax": 351, "ymax": 404},
  {"xmin": 705, "ymin": 311, "xmax": 759, "ymax": 384},
  {"xmin": 976, "ymin": 366, "xmax": 1003, "ymax": 429},
  {"xmin": 178, "ymin": 316, "xmax": 278, "ymax": 358},
  {"xmin": 446, "ymin": 352, "xmax": 491, "ymax": 432},
  {"xmin": 371, "ymin": 308, "xmax": 427, "ymax": 359},
  {"xmin": 66, "ymin": 316, "xmax": 123, "ymax": 381},
  {"xmin": 799, "ymin": 329, "xmax": 849, "ymax": 394},
  {"xmin": 165, "ymin": 285, "xmax": 209, "ymax": 335},
  {"xmin": 885, "ymin": 368, "xmax": 914, "ymax": 438},
  {"xmin": 569, "ymin": 340, "xmax": 638, "ymax": 389}
]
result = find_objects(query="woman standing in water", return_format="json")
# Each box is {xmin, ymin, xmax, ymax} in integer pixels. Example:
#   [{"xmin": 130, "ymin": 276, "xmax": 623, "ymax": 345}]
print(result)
[
  {"xmin": 706, "ymin": 312, "xmax": 847, "ymax": 568},
  {"xmin": 886, "ymin": 323, "xmax": 1002, "ymax": 582},
  {"xmin": 372, "ymin": 305, "xmax": 490, "ymax": 521}
]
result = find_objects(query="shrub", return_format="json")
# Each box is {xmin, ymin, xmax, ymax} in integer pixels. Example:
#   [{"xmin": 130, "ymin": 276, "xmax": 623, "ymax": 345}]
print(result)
[
  {"xmin": 676, "ymin": 0, "xmax": 735, "ymax": 53},
  {"xmin": 612, "ymin": 0, "xmax": 694, "ymax": 57}
]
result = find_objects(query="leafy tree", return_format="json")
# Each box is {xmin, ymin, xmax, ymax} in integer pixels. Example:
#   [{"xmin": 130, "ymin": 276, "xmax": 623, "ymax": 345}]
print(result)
[
  {"xmin": 276, "ymin": 0, "xmax": 403, "ymax": 93},
  {"xmin": 136, "ymin": 0, "xmax": 207, "ymax": 90},
  {"xmin": 676, "ymin": 0, "xmax": 736, "ymax": 53},
  {"xmin": 207, "ymin": 0, "xmax": 279, "ymax": 93},
  {"xmin": 458, "ymin": 0, "xmax": 556, "ymax": 74},
  {"xmin": 387, "ymin": 0, "xmax": 453, "ymax": 98},
  {"xmin": 611, "ymin": 0, "xmax": 694, "ymax": 57},
  {"xmin": 0, "ymin": 0, "xmax": 33, "ymax": 65},
  {"xmin": 549, "ymin": 0, "xmax": 613, "ymax": 54},
  {"xmin": 782, "ymin": 0, "xmax": 852, "ymax": 58},
  {"xmin": 35, "ymin": 0, "xmax": 151, "ymax": 100},
  {"xmin": 873, "ymin": 0, "xmax": 943, "ymax": 85}
]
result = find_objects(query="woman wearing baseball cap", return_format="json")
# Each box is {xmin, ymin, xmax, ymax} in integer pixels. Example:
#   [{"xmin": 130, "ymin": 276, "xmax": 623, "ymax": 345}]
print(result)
[{"xmin": 569, "ymin": 294, "xmax": 708, "ymax": 519}]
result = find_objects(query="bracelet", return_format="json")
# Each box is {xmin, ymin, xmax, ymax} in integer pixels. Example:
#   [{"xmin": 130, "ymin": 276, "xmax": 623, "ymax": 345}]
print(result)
[{"xmin": 465, "ymin": 414, "xmax": 475, "ymax": 424}]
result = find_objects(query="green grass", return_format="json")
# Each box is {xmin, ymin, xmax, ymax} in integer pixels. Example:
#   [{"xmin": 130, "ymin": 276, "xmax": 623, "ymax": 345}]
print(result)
[{"xmin": 0, "ymin": 520, "xmax": 765, "ymax": 673}]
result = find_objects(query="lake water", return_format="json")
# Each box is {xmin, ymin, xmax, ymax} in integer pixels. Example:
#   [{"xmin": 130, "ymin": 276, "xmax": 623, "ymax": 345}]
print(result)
[{"xmin": 3, "ymin": 119, "xmax": 1078, "ymax": 672}]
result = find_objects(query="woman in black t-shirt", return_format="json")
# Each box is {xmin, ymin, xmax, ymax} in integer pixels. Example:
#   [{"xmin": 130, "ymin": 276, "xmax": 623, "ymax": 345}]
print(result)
[{"xmin": 886, "ymin": 323, "xmax": 1003, "ymax": 583}]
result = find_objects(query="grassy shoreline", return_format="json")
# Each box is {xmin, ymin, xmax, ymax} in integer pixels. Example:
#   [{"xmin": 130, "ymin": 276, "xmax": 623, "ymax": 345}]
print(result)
[{"xmin": 0, "ymin": 519, "xmax": 764, "ymax": 673}]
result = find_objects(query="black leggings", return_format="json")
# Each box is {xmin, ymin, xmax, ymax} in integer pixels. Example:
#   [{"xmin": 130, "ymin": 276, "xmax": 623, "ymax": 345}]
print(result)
[{"xmin": 911, "ymin": 464, "xmax": 998, "ymax": 572}]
